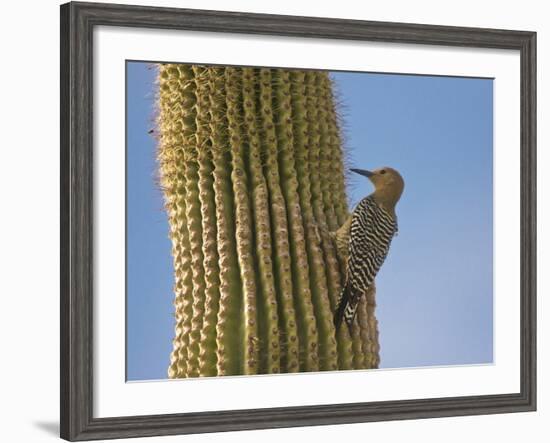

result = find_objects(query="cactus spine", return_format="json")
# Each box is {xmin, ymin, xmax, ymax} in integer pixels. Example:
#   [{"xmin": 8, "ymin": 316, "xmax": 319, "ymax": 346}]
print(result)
[{"xmin": 157, "ymin": 64, "xmax": 380, "ymax": 377}]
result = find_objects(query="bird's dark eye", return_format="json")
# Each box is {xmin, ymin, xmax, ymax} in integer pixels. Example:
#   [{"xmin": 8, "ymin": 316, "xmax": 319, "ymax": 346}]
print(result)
[{"xmin": 380, "ymin": 169, "xmax": 386, "ymax": 175}]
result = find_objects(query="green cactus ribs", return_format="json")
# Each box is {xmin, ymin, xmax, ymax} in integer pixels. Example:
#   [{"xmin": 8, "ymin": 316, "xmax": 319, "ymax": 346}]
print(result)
[{"xmin": 156, "ymin": 64, "xmax": 380, "ymax": 377}]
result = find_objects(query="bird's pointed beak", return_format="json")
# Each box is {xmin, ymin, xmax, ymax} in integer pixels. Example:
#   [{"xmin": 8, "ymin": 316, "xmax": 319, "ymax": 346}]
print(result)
[{"xmin": 350, "ymin": 168, "xmax": 374, "ymax": 178}]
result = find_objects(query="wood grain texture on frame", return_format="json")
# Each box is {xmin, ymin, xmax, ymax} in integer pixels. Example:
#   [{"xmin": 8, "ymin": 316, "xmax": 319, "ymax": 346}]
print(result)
[{"xmin": 60, "ymin": 1, "xmax": 536, "ymax": 441}]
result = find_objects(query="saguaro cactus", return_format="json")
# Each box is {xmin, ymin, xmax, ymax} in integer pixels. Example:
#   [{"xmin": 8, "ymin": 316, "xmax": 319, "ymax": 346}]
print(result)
[{"xmin": 156, "ymin": 64, "xmax": 379, "ymax": 378}]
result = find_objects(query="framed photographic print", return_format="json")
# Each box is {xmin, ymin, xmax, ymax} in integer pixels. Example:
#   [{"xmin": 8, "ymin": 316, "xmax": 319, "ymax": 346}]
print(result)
[{"xmin": 60, "ymin": 1, "xmax": 536, "ymax": 441}]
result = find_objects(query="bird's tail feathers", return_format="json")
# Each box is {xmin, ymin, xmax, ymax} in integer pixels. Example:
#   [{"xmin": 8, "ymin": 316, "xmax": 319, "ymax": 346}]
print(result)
[{"xmin": 334, "ymin": 283, "xmax": 359, "ymax": 333}]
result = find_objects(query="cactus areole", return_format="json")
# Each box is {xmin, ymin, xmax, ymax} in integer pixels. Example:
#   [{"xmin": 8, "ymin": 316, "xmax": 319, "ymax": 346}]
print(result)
[{"xmin": 157, "ymin": 64, "xmax": 380, "ymax": 378}]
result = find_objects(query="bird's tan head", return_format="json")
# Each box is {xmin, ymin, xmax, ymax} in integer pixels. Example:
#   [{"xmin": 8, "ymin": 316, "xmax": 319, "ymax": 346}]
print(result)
[{"xmin": 351, "ymin": 167, "xmax": 404, "ymax": 212}]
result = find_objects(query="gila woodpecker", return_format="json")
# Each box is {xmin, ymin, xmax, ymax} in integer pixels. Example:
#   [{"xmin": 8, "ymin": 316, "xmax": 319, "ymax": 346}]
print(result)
[{"xmin": 334, "ymin": 167, "xmax": 404, "ymax": 331}]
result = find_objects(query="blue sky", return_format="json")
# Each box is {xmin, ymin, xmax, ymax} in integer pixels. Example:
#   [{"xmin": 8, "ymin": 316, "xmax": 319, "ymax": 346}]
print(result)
[{"xmin": 126, "ymin": 62, "xmax": 493, "ymax": 381}]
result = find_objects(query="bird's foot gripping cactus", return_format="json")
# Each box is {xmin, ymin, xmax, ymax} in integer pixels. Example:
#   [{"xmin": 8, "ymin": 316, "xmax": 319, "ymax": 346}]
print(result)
[{"xmin": 156, "ymin": 64, "xmax": 380, "ymax": 378}]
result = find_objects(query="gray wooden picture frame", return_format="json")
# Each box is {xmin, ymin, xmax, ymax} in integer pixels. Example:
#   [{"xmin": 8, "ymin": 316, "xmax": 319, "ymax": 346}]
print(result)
[{"xmin": 60, "ymin": 1, "xmax": 537, "ymax": 441}]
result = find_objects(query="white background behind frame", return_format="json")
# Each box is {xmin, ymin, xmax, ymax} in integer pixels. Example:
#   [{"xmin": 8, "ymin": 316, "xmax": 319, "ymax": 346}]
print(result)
[
  {"xmin": 2, "ymin": 1, "xmax": 547, "ymax": 442},
  {"xmin": 94, "ymin": 26, "xmax": 520, "ymax": 418}
]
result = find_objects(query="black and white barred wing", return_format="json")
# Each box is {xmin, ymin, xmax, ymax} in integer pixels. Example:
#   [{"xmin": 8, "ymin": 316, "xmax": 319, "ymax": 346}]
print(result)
[
  {"xmin": 347, "ymin": 198, "xmax": 395, "ymax": 288},
  {"xmin": 334, "ymin": 197, "xmax": 396, "ymax": 330}
]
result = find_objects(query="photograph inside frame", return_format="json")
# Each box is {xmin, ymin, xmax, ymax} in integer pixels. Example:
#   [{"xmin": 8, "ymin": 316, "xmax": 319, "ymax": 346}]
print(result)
[{"xmin": 125, "ymin": 61, "xmax": 493, "ymax": 381}]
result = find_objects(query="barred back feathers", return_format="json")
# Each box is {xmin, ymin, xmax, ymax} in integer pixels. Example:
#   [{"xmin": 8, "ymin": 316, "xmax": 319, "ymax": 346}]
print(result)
[{"xmin": 334, "ymin": 196, "xmax": 398, "ymax": 330}]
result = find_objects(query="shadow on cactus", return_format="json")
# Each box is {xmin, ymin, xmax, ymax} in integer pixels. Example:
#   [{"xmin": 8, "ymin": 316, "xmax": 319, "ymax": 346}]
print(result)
[{"xmin": 156, "ymin": 63, "xmax": 381, "ymax": 378}]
